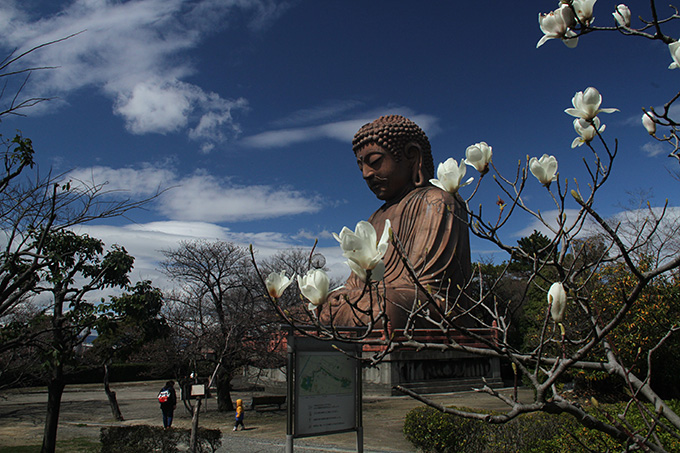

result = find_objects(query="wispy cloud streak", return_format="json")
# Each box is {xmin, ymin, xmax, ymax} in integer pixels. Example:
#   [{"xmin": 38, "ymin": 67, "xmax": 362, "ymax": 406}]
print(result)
[
  {"xmin": 66, "ymin": 164, "xmax": 322, "ymax": 222},
  {"xmin": 1, "ymin": 0, "xmax": 291, "ymax": 152}
]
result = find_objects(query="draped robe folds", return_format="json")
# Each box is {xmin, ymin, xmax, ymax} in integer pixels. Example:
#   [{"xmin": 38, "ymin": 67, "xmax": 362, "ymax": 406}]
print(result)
[{"xmin": 327, "ymin": 185, "xmax": 472, "ymax": 328}]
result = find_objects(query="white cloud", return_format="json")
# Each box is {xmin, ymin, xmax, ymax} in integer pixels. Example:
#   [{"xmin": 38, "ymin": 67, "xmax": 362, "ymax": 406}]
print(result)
[
  {"xmin": 67, "ymin": 164, "xmax": 175, "ymax": 197},
  {"xmin": 0, "ymin": 0, "xmax": 288, "ymax": 151},
  {"xmin": 270, "ymin": 100, "xmax": 365, "ymax": 128},
  {"xmin": 71, "ymin": 221, "xmax": 242, "ymax": 291},
  {"xmin": 241, "ymin": 109, "xmax": 440, "ymax": 148},
  {"xmin": 189, "ymin": 96, "xmax": 249, "ymax": 153},
  {"xmin": 642, "ymin": 141, "xmax": 668, "ymax": 157},
  {"xmin": 128, "ymin": 221, "xmax": 234, "ymax": 240},
  {"xmin": 65, "ymin": 164, "xmax": 322, "ymax": 222},
  {"xmin": 75, "ymin": 219, "xmax": 348, "ymax": 292},
  {"xmin": 513, "ymin": 209, "xmax": 597, "ymax": 239},
  {"xmin": 295, "ymin": 229, "xmax": 334, "ymax": 241},
  {"xmin": 512, "ymin": 205, "xmax": 680, "ymax": 265},
  {"xmin": 114, "ymin": 80, "xmax": 192, "ymax": 135},
  {"xmin": 668, "ymin": 104, "xmax": 680, "ymax": 120},
  {"xmin": 606, "ymin": 205, "xmax": 680, "ymax": 264},
  {"xmin": 158, "ymin": 172, "xmax": 322, "ymax": 222}
]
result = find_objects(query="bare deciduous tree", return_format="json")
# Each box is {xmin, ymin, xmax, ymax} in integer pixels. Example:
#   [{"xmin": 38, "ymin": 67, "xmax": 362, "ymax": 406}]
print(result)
[{"xmin": 161, "ymin": 240, "xmax": 283, "ymax": 412}]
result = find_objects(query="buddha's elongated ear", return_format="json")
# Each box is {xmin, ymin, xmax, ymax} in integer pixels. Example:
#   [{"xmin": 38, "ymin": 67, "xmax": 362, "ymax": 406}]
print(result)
[{"xmin": 404, "ymin": 143, "xmax": 426, "ymax": 187}]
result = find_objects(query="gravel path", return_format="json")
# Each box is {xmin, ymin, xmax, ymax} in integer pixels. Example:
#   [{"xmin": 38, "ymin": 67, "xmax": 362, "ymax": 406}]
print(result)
[{"xmin": 0, "ymin": 380, "xmax": 532, "ymax": 452}]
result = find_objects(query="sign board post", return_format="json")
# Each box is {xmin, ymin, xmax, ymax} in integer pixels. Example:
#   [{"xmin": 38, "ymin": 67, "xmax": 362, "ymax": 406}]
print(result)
[{"xmin": 286, "ymin": 330, "xmax": 363, "ymax": 453}]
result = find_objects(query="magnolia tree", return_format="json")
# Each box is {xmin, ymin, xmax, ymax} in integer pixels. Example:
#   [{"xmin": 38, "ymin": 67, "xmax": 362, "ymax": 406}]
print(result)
[{"xmin": 256, "ymin": 1, "xmax": 680, "ymax": 450}]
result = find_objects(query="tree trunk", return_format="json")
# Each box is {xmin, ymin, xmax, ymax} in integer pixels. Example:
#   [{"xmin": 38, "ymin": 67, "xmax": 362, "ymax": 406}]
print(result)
[
  {"xmin": 42, "ymin": 293, "xmax": 66, "ymax": 453},
  {"xmin": 41, "ymin": 366, "xmax": 65, "ymax": 453},
  {"xmin": 189, "ymin": 397, "xmax": 202, "ymax": 452},
  {"xmin": 103, "ymin": 363, "xmax": 124, "ymax": 421},
  {"xmin": 216, "ymin": 374, "xmax": 233, "ymax": 412}
]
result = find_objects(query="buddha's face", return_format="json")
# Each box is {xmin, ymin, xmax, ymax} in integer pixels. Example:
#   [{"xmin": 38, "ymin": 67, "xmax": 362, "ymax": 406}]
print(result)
[{"xmin": 356, "ymin": 143, "xmax": 414, "ymax": 202}]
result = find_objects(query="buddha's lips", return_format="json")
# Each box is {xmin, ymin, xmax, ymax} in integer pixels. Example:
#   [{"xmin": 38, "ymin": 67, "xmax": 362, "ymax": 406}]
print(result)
[{"xmin": 366, "ymin": 176, "xmax": 387, "ymax": 193}]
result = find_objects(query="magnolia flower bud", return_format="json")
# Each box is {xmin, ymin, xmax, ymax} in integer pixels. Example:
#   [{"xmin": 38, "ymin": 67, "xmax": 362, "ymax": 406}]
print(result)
[
  {"xmin": 548, "ymin": 282, "xmax": 567, "ymax": 323},
  {"xmin": 265, "ymin": 270, "xmax": 294, "ymax": 298},
  {"xmin": 334, "ymin": 220, "xmax": 390, "ymax": 282},
  {"xmin": 464, "ymin": 142, "xmax": 493, "ymax": 173},
  {"xmin": 642, "ymin": 112, "xmax": 657, "ymax": 135},
  {"xmin": 669, "ymin": 42, "xmax": 680, "ymax": 70},
  {"xmin": 430, "ymin": 158, "xmax": 474, "ymax": 194},
  {"xmin": 537, "ymin": 5, "xmax": 578, "ymax": 48},
  {"xmin": 529, "ymin": 154, "xmax": 558, "ymax": 186},
  {"xmin": 571, "ymin": 117, "xmax": 605, "ymax": 148},
  {"xmin": 572, "ymin": 0, "xmax": 596, "ymax": 25},
  {"xmin": 297, "ymin": 269, "xmax": 330, "ymax": 311},
  {"xmin": 565, "ymin": 87, "xmax": 619, "ymax": 121},
  {"xmin": 613, "ymin": 4, "xmax": 631, "ymax": 27}
]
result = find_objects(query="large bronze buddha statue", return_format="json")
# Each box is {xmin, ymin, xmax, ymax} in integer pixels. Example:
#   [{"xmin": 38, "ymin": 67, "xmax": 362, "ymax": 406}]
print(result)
[{"xmin": 324, "ymin": 115, "xmax": 472, "ymax": 328}]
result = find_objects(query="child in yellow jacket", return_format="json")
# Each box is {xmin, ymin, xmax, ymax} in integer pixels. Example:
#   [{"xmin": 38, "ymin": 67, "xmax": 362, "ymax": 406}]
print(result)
[{"xmin": 233, "ymin": 399, "xmax": 245, "ymax": 431}]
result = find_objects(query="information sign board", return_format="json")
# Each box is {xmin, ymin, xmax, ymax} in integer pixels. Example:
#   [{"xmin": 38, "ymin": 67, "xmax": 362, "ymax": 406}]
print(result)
[{"xmin": 295, "ymin": 350, "xmax": 356, "ymax": 436}]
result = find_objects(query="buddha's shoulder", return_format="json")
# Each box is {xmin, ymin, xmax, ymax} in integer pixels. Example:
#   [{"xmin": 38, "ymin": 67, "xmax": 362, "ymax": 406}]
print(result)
[
  {"xmin": 409, "ymin": 185, "xmax": 457, "ymax": 205},
  {"xmin": 374, "ymin": 186, "xmax": 458, "ymax": 219}
]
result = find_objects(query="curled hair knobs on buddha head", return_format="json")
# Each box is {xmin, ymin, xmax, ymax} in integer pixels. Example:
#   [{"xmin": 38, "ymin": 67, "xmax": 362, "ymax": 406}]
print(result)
[{"xmin": 352, "ymin": 115, "xmax": 434, "ymax": 184}]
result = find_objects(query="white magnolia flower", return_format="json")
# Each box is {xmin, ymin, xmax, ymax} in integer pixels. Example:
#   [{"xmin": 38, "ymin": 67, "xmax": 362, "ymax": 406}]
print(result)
[
  {"xmin": 613, "ymin": 4, "xmax": 631, "ymax": 27},
  {"xmin": 265, "ymin": 270, "xmax": 294, "ymax": 298},
  {"xmin": 333, "ymin": 220, "xmax": 391, "ymax": 282},
  {"xmin": 351, "ymin": 260, "xmax": 386, "ymax": 283},
  {"xmin": 642, "ymin": 111, "xmax": 657, "ymax": 135},
  {"xmin": 297, "ymin": 269, "xmax": 330, "ymax": 310},
  {"xmin": 430, "ymin": 158, "xmax": 474, "ymax": 194},
  {"xmin": 464, "ymin": 142, "xmax": 493, "ymax": 174},
  {"xmin": 571, "ymin": 117, "xmax": 605, "ymax": 148},
  {"xmin": 668, "ymin": 42, "xmax": 680, "ymax": 69},
  {"xmin": 565, "ymin": 87, "xmax": 619, "ymax": 121},
  {"xmin": 537, "ymin": 5, "xmax": 578, "ymax": 48},
  {"xmin": 529, "ymin": 154, "xmax": 558, "ymax": 186},
  {"xmin": 572, "ymin": 0, "xmax": 596, "ymax": 25},
  {"xmin": 548, "ymin": 282, "xmax": 567, "ymax": 323}
]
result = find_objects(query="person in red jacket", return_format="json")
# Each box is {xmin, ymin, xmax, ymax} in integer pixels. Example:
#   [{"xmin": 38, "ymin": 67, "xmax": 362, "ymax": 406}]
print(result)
[
  {"xmin": 157, "ymin": 381, "xmax": 177, "ymax": 428},
  {"xmin": 233, "ymin": 399, "xmax": 245, "ymax": 431}
]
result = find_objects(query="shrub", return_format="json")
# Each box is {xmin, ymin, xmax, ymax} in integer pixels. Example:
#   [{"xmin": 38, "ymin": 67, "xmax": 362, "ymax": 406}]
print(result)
[
  {"xmin": 403, "ymin": 402, "xmax": 680, "ymax": 452},
  {"xmin": 403, "ymin": 406, "xmax": 487, "ymax": 452},
  {"xmin": 100, "ymin": 425, "xmax": 221, "ymax": 453}
]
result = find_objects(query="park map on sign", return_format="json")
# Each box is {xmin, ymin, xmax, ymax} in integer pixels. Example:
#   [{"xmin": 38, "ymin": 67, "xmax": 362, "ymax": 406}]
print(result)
[{"xmin": 298, "ymin": 354, "xmax": 353, "ymax": 396}]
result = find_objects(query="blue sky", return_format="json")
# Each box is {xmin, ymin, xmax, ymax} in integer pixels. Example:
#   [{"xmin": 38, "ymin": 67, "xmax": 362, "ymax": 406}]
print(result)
[{"xmin": 1, "ymin": 0, "xmax": 679, "ymax": 290}]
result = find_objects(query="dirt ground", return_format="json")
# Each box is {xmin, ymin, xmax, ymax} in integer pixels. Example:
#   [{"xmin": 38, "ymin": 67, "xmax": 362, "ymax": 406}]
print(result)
[{"xmin": 0, "ymin": 380, "xmax": 533, "ymax": 452}]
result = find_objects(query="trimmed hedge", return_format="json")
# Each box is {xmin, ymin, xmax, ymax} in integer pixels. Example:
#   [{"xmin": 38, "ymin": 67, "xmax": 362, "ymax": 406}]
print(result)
[
  {"xmin": 403, "ymin": 402, "xmax": 680, "ymax": 452},
  {"xmin": 100, "ymin": 425, "xmax": 221, "ymax": 453},
  {"xmin": 403, "ymin": 406, "xmax": 562, "ymax": 453}
]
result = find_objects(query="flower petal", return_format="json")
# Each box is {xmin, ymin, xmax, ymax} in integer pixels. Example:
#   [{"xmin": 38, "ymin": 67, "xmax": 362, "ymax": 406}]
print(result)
[
  {"xmin": 347, "ymin": 259, "xmax": 367, "ymax": 282},
  {"xmin": 370, "ymin": 260, "xmax": 385, "ymax": 282},
  {"xmin": 429, "ymin": 178, "xmax": 446, "ymax": 191},
  {"xmin": 564, "ymin": 108, "xmax": 582, "ymax": 118}
]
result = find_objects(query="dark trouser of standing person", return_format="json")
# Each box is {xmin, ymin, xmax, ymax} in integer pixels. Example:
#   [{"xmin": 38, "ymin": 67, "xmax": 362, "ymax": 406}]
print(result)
[
  {"xmin": 162, "ymin": 405, "xmax": 174, "ymax": 428},
  {"xmin": 234, "ymin": 417, "xmax": 244, "ymax": 431}
]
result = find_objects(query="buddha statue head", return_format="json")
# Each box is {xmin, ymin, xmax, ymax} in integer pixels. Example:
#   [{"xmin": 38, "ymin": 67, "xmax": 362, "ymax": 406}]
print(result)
[{"xmin": 352, "ymin": 115, "xmax": 434, "ymax": 203}]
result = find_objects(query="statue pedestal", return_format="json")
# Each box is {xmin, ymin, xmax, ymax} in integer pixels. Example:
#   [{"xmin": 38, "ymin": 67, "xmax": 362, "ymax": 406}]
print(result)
[
  {"xmin": 361, "ymin": 327, "xmax": 503, "ymax": 395},
  {"xmin": 244, "ymin": 328, "xmax": 504, "ymax": 395},
  {"xmin": 362, "ymin": 349, "xmax": 502, "ymax": 395}
]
